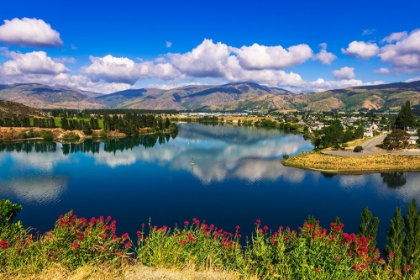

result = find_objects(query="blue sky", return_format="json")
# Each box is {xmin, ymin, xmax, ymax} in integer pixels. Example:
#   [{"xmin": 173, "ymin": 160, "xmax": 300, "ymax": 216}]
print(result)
[{"xmin": 0, "ymin": 0, "xmax": 419, "ymax": 93}]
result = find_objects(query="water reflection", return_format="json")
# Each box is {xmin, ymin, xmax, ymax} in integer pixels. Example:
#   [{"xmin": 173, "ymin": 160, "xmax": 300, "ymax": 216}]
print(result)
[
  {"xmin": 0, "ymin": 176, "xmax": 68, "ymax": 204},
  {"xmin": 380, "ymin": 172, "xmax": 407, "ymax": 189}
]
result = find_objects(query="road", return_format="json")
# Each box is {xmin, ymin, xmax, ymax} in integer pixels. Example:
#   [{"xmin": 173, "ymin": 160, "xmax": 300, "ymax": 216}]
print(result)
[{"xmin": 323, "ymin": 134, "xmax": 420, "ymax": 157}]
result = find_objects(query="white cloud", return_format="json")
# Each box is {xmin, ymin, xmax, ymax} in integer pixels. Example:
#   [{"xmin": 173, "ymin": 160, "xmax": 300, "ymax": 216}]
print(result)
[
  {"xmin": 0, "ymin": 50, "xmax": 69, "ymax": 75},
  {"xmin": 313, "ymin": 45, "xmax": 337, "ymax": 65},
  {"xmin": 374, "ymin": 67, "xmax": 390, "ymax": 74},
  {"xmin": 0, "ymin": 18, "xmax": 62, "ymax": 47},
  {"xmin": 341, "ymin": 41, "xmax": 379, "ymax": 59},
  {"xmin": 166, "ymin": 41, "xmax": 172, "ymax": 48},
  {"xmin": 381, "ymin": 31, "xmax": 408, "ymax": 44},
  {"xmin": 81, "ymin": 55, "xmax": 181, "ymax": 84},
  {"xmin": 332, "ymin": 67, "xmax": 355, "ymax": 80},
  {"xmin": 71, "ymin": 44, "xmax": 77, "ymax": 50},
  {"xmin": 378, "ymin": 29, "xmax": 420, "ymax": 73},
  {"xmin": 230, "ymin": 43, "xmax": 313, "ymax": 70},
  {"xmin": 406, "ymin": 77, "xmax": 420, "ymax": 83},
  {"xmin": 168, "ymin": 39, "xmax": 230, "ymax": 77},
  {"xmin": 53, "ymin": 57, "xmax": 76, "ymax": 64},
  {"xmin": 362, "ymin": 29, "xmax": 375, "ymax": 36}
]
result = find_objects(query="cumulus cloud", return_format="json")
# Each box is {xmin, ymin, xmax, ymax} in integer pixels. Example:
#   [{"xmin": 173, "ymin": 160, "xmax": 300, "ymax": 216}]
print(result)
[
  {"xmin": 168, "ymin": 39, "xmax": 230, "ymax": 77},
  {"xmin": 230, "ymin": 43, "xmax": 313, "ymax": 70},
  {"xmin": 374, "ymin": 67, "xmax": 390, "ymax": 74},
  {"xmin": 341, "ymin": 41, "xmax": 379, "ymax": 59},
  {"xmin": 378, "ymin": 29, "xmax": 420, "ymax": 73},
  {"xmin": 0, "ymin": 50, "xmax": 69, "ymax": 75},
  {"xmin": 71, "ymin": 44, "xmax": 77, "ymax": 50},
  {"xmin": 81, "ymin": 55, "xmax": 181, "ymax": 84},
  {"xmin": 0, "ymin": 18, "xmax": 62, "ymax": 47},
  {"xmin": 166, "ymin": 41, "xmax": 172, "ymax": 48},
  {"xmin": 381, "ymin": 31, "xmax": 408, "ymax": 44},
  {"xmin": 313, "ymin": 43, "xmax": 337, "ymax": 64},
  {"xmin": 332, "ymin": 67, "xmax": 355, "ymax": 80}
]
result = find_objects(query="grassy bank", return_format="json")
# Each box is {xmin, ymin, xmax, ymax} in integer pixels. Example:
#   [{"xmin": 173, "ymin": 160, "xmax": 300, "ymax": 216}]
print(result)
[{"xmin": 282, "ymin": 153, "xmax": 420, "ymax": 173}]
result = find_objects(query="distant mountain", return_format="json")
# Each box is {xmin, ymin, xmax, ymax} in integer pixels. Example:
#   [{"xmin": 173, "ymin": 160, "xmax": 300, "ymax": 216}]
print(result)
[
  {"xmin": 0, "ymin": 80, "xmax": 420, "ymax": 111},
  {"xmin": 0, "ymin": 83, "xmax": 104, "ymax": 109},
  {"xmin": 0, "ymin": 99, "xmax": 45, "ymax": 117}
]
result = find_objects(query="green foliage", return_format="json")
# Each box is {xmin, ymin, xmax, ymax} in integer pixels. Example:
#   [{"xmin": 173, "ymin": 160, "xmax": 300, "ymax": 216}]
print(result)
[
  {"xmin": 353, "ymin": 146, "xmax": 363, "ymax": 153},
  {"xmin": 358, "ymin": 206, "xmax": 379, "ymax": 249},
  {"xmin": 40, "ymin": 130, "xmax": 53, "ymax": 141},
  {"xmin": 385, "ymin": 207, "xmax": 406, "ymax": 270},
  {"xmin": 403, "ymin": 199, "xmax": 420, "ymax": 272},
  {"xmin": 395, "ymin": 101, "xmax": 415, "ymax": 130},
  {"xmin": 62, "ymin": 132, "xmax": 80, "ymax": 140},
  {"xmin": 383, "ymin": 129, "xmax": 408, "ymax": 150},
  {"xmin": 283, "ymin": 154, "xmax": 290, "ymax": 160},
  {"xmin": 0, "ymin": 199, "xmax": 25, "ymax": 242}
]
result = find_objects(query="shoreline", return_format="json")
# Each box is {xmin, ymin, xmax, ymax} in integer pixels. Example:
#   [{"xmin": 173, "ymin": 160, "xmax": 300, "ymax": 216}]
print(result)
[{"xmin": 282, "ymin": 153, "xmax": 420, "ymax": 174}]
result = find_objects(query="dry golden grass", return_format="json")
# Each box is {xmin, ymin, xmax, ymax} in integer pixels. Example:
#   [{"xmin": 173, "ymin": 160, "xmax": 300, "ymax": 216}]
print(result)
[
  {"xmin": 0, "ymin": 264, "xmax": 247, "ymax": 280},
  {"xmin": 283, "ymin": 153, "xmax": 420, "ymax": 173}
]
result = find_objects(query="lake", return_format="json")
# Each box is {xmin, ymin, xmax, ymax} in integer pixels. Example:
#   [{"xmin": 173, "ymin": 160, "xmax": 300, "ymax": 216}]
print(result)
[{"xmin": 0, "ymin": 123, "xmax": 418, "ymax": 250}]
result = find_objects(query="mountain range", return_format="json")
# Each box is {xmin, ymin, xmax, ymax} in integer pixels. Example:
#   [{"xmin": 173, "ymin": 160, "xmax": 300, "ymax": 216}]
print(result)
[{"xmin": 0, "ymin": 81, "xmax": 419, "ymax": 112}]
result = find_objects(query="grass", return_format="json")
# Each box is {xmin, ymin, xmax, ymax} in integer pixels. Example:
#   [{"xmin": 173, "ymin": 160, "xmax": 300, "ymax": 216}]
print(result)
[{"xmin": 283, "ymin": 153, "xmax": 420, "ymax": 173}]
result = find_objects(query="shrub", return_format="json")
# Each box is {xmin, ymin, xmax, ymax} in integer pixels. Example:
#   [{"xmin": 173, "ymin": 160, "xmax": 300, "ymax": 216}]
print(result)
[
  {"xmin": 99, "ymin": 129, "xmax": 107, "ymax": 138},
  {"xmin": 283, "ymin": 154, "xmax": 290, "ymax": 159},
  {"xmin": 41, "ymin": 130, "xmax": 53, "ymax": 141},
  {"xmin": 62, "ymin": 132, "xmax": 80, "ymax": 140},
  {"xmin": 353, "ymin": 146, "xmax": 364, "ymax": 153}
]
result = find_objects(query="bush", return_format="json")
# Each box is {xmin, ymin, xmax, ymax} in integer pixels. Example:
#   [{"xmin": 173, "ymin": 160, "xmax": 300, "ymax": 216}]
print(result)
[
  {"xmin": 41, "ymin": 130, "xmax": 53, "ymax": 141},
  {"xmin": 62, "ymin": 132, "xmax": 80, "ymax": 140},
  {"xmin": 353, "ymin": 145, "xmax": 364, "ymax": 153},
  {"xmin": 99, "ymin": 129, "xmax": 107, "ymax": 138},
  {"xmin": 283, "ymin": 154, "xmax": 290, "ymax": 159}
]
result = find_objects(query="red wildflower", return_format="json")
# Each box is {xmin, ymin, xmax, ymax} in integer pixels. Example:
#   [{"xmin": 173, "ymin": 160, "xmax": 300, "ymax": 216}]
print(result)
[
  {"xmin": 235, "ymin": 225, "xmax": 240, "ymax": 230},
  {"xmin": 107, "ymin": 216, "xmax": 112, "ymax": 221},
  {"xmin": 70, "ymin": 242, "xmax": 79, "ymax": 250},
  {"xmin": 188, "ymin": 233, "xmax": 196, "ymax": 242},
  {"xmin": 255, "ymin": 219, "xmax": 261, "ymax": 226},
  {"xmin": 80, "ymin": 218, "xmax": 87, "ymax": 224},
  {"xmin": 116, "ymin": 251, "xmax": 122, "ymax": 256},
  {"xmin": 122, "ymin": 233, "xmax": 129, "ymax": 239},
  {"xmin": 77, "ymin": 235, "xmax": 83, "ymax": 240},
  {"xmin": 315, "ymin": 267, "xmax": 320, "ymax": 273},
  {"xmin": 389, "ymin": 252, "xmax": 395, "ymax": 259},
  {"xmin": 184, "ymin": 221, "xmax": 189, "ymax": 226},
  {"xmin": 406, "ymin": 264, "xmax": 411, "ymax": 271},
  {"xmin": 263, "ymin": 226, "xmax": 269, "ymax": 231},
  {"xmin": 125, "ymin": 241, "xmax": 132, "ymax": 249}
]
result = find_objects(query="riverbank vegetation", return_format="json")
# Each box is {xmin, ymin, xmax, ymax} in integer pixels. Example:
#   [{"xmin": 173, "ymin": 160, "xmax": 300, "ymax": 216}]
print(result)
[
  {"xmin": 0, "ymin": 113, "xmax": 178, "ymax": 141},
  {"xmin": 282, "ymin": 153, "xmax": 420, "ymax": 173},
  {"xmin": 1, "ymin": 199, "xmax": 420, "ymax": 279}
]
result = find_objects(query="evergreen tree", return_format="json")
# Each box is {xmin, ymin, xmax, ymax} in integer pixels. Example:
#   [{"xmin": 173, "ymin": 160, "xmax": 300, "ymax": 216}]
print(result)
[
  {"xmin": 385, "ymin": 207, "xmax": 406, "ymax": 270},
  {"xmin": 395, "ymin": 101, "xmax": 415, "ymax": 130},
  {"xmin": 403, "ymin": 199, "xmax": 420, "ymax": 271},
  {"xmin": 358, "ymin": 206, "xmax": 379, "ymax": 249}
]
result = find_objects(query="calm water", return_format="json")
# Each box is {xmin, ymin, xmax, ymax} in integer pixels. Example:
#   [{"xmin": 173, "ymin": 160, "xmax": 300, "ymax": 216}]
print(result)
[{"xmin": 0, "ymin": 123, "xmax": 418, "ymax": 249}]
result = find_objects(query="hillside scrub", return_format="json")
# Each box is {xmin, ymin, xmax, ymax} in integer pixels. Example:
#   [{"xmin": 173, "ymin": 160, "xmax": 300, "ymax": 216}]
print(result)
[
  {"xmin": 283, "ymin": 153, "xmax": 420, "ymax": 173},
  {"xmin": 1, "ymin": 199, "xmax": 420, "ymax": 279}
]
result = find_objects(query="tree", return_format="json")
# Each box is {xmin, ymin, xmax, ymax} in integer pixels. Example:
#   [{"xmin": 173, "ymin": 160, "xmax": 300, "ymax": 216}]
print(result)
[
  {"xmin": 394, "ymin": 101, "xmax": 415, "ymax": 130},
  {"xmin": 403, "ymin": 199, "xmax": 420, "ymax": 272},
  {"xmin": 385, "ymin": 207, "xmax": 406, "ymax": 270},
  {"xmin": 358, "ymin": 206, "xmax": 379, "ymax": 249},
  {"xmin": 382, "ymin": 129, "xmax": 407, "ymax": 150}
]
